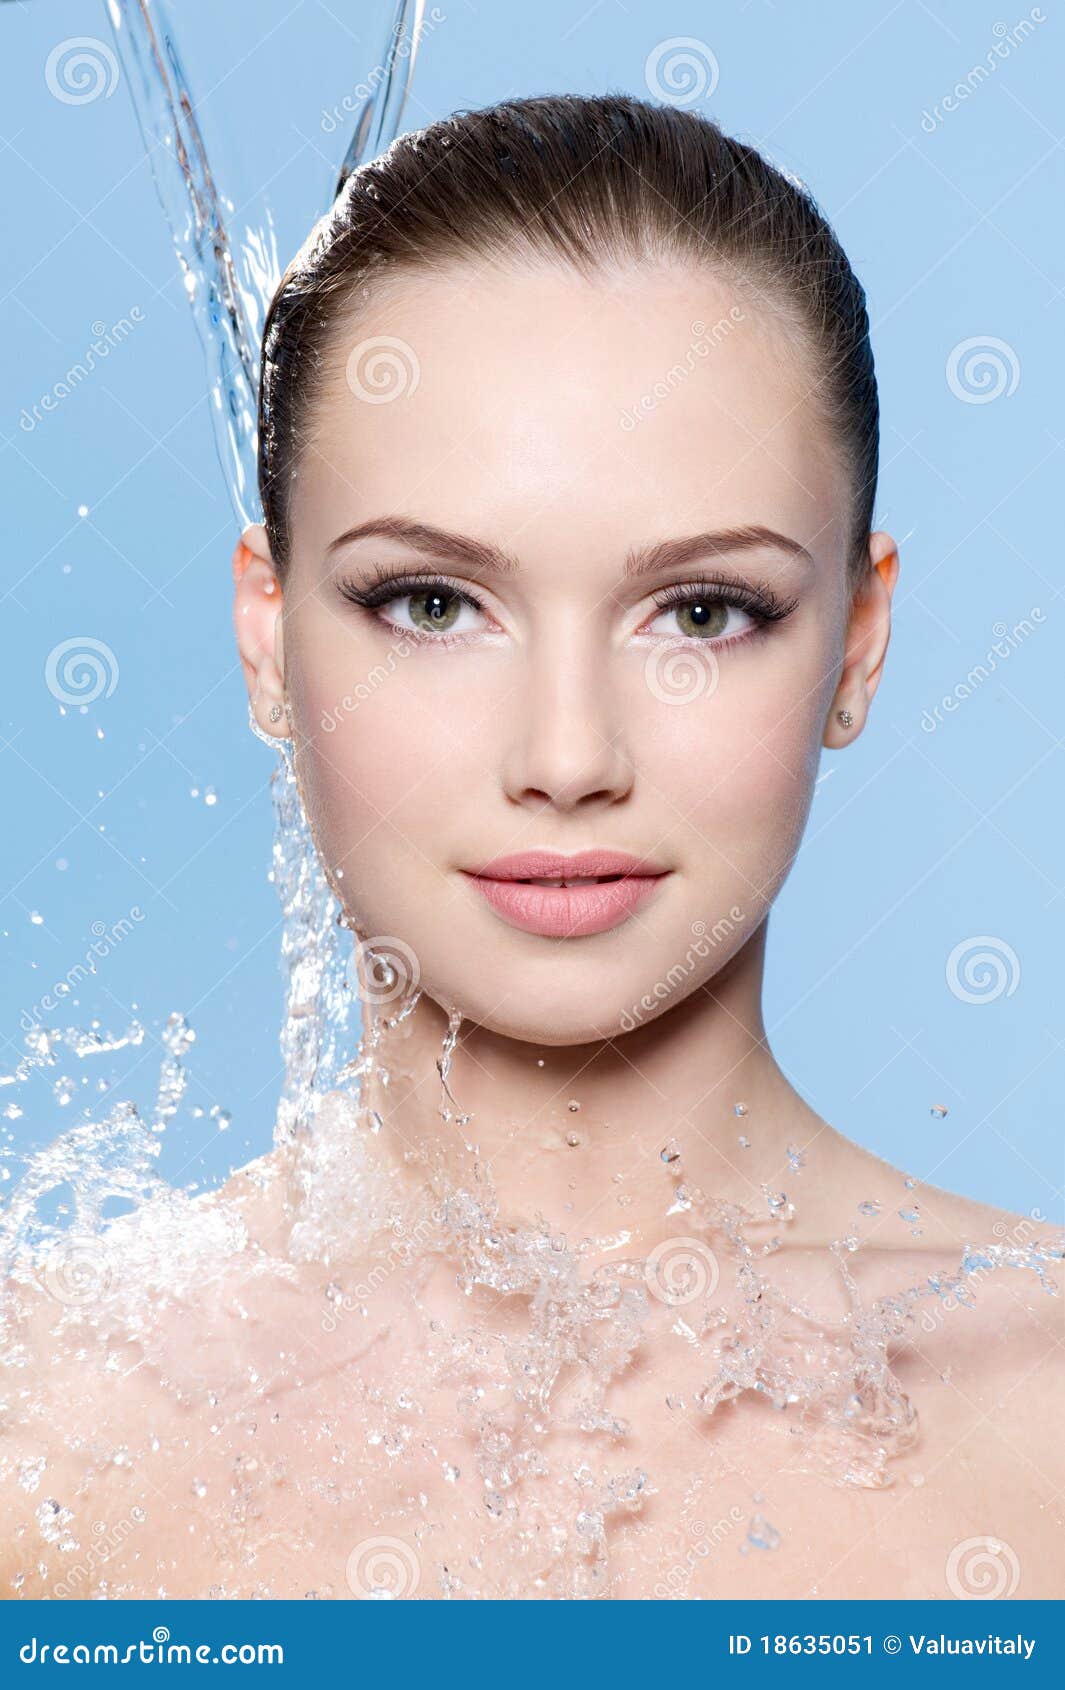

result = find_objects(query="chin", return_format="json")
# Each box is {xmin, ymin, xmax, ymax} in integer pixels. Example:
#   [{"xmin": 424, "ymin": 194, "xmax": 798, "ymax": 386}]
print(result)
[{"xmin": 420, "ymin": 974, "xmax": 673, "ymax": 1047}]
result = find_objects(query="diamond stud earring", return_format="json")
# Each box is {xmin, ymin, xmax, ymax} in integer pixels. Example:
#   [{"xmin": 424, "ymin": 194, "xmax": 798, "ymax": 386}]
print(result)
[
  {"xmin": 837, "ymin": 708, "xmax": 854, "ymax": 728},
  {"xmin": 269, "ymin": 703, "xmax": 283, "ymax": 724}
]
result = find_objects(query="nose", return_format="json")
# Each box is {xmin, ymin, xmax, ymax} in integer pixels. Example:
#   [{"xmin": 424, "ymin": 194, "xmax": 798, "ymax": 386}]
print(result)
[{"xmin": 499, "ymin": 632, "xmax": 635, "ymax": 813}]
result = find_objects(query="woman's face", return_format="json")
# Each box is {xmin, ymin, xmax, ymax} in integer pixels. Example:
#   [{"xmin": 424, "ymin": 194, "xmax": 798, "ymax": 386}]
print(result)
[{"xmin": 253, "ymin": 261, "xmax": 885, "ymax": 1044}]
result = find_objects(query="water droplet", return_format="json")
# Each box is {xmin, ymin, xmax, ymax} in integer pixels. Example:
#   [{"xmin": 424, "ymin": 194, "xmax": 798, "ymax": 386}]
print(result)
[
  {"xmin": 857, "ymin": 1199, "xmax": 881, "ymax": 1218},
  {"xmin": 930, "ymin": 1103, "xmax": 948, "ymax": 1118},
  {"xmin": 660, "ymin": 1139, "xmax": 681, "ymax": 1164},
  {"xmin": 741, "ymin": 1512, "xmax": 781, "ymax": 1552},
  {"xmin": 17, "ymin": 1456, "xmax": 46, "ymax": 1493},
  {"xmin": 567, "ymin": 1099, "xmax": 580, "ymax": 1113},
  {"xmin": 733, "ymin": 1101, "xmax": 748, "ymax": 1117}
]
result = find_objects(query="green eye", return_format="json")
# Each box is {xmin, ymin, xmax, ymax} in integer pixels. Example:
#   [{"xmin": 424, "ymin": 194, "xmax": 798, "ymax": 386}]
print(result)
[
  {"xmin": 408, "ymin": 589, "xmax": 463, "ymax": 633},
  {"xmin": 673, "ymin": 599, "xmax": 730, "ymax": 639}
]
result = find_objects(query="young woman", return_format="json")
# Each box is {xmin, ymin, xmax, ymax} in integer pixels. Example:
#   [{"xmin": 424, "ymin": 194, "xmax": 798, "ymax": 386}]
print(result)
[{"xmin": 2, "ymin": 93, "xmax": 1061, "ymax": 1602}]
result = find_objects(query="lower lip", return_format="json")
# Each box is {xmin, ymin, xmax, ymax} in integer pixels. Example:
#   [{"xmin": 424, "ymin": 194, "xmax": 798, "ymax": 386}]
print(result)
[{"xmin": 463, "ymin": 873, "xmax": 669, "ymax": 937}]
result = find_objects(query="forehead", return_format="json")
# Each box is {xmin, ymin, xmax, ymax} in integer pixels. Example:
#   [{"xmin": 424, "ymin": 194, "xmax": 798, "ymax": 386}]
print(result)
[{"xmin": 291, "ymin": 260, "xmax": 847, "ymax": 572}]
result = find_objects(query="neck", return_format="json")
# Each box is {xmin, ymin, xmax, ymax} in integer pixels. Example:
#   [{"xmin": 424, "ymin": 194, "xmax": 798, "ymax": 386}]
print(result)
[{"xmin": 357, "ymin": 921, "xmax": 828, "ymax": 1253}]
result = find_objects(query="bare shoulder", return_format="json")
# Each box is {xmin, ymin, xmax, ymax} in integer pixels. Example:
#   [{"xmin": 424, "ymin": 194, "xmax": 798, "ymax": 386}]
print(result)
[
  {"xmin": 809, "ymin": 1124, "xmax": 1064, "ymax": 1411},
  {"xmin": 0, "ymin": 1147, "xmax": 308, "ymax": 1598},
  {"xmin": 879, "ymin": 1175, "xmax": 1065, "ymax": 1488}
]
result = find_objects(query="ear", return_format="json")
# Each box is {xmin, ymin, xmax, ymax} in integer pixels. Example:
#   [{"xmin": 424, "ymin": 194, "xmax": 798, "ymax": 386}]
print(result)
[
  {"xmin": 233, "ymin": 523, "xmax": 288, "ymax": 739},
  {"xmin": 823, "ymin": 530, "xmax": 900, "ymax": 748}
]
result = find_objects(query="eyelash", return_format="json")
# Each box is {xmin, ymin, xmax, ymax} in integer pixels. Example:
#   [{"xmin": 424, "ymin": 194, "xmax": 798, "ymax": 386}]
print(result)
[{"xmin": 336, "ymin": 566, "xmax": 799, "ymax": 649}]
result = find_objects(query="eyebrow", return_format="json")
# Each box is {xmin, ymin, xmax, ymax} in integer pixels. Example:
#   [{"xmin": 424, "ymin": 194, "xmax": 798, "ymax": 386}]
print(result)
[{"xmin": 325, "ymin": 515, "xmax": 815, "ymax": 577}]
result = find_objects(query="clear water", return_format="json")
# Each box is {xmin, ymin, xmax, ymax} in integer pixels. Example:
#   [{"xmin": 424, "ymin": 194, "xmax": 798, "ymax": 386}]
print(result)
[{"xmin": 1, "ymin": 0, "xmax": 1061, "ymax": 1602}]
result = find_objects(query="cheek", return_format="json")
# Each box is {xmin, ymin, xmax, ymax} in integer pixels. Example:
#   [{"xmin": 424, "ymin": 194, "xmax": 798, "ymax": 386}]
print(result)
[
  {"xmin": 289, "ymin": 636, "xmax": 483, "ymax": 902},
  {"xmin": 641, "ymin": 654, "xmax": 827, "ymax": 880}
]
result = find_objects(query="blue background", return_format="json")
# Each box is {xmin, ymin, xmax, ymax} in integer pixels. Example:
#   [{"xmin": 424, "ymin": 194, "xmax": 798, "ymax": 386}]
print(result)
[{"xmin": 0, "ymin": 0, "xmax": 1061, "ymax": 1218}]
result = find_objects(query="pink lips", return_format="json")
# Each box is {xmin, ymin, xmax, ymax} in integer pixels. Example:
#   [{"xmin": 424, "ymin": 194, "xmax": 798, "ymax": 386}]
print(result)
[{"xmin": 461, "ymin": 849, "xmax": 670, "ymax": 938}]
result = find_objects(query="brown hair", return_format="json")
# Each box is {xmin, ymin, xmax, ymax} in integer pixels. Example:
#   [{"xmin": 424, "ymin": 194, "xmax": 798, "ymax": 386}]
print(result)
[{"xmin": 257, "ymin": 91, "xmax": 878, "ymax": 588}]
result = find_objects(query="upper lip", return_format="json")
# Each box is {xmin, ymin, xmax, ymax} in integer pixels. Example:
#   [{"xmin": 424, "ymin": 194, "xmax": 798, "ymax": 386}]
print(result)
[{"xmin": 464, "ymin": 849, "xmax": 669, "ymax": 881}]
